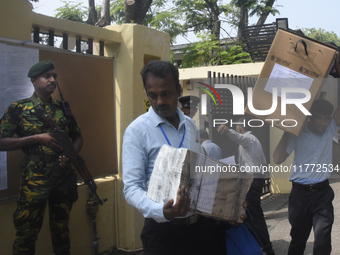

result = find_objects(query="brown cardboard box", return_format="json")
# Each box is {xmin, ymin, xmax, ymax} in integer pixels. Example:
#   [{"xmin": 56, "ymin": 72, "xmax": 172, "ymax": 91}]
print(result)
[
  {"xmin": 245, "ymin": 28, "xmax": 337, "ymax": 136},
  {"xmin": 147, "ymin": 145, "xmax": 253, "ymax": 223}
]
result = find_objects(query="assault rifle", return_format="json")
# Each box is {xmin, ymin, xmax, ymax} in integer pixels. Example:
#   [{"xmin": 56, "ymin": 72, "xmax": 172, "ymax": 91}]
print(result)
[
  {"xmin": 54, "ymin": 80, "xmax": 107, "ymax": 205},
  {"xmin": 31, "ymin": 80, "xmax": 107, "ymax": 206},
  {"xmin": 46, "ymin": 116, "xmax": 107, "ymax": 205}
]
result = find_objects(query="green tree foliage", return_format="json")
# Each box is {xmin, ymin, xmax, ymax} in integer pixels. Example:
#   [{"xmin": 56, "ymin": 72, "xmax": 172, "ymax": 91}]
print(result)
[
  {"xmin": 110, "ymin": 0, "xmax": 125, "ymax": 24},
  {"xmin": 170, "ymin": 0, "xmax": 230, "ymax": 40},
  {"xmin": 302, "ymin": 28, "xmax": 340, "ymax": 46},
  {"xmin": 53, "ymin": 0, "xmax": 276, "ymax": 67},
  {"xmin": 111, "ymin": 0, "xmax": 166, "ymax": 26},
  {"xmin": 55, "ymin": 0, "xmax": 279, "ymax": 43},
  {"xmin": 149, "ymin": 9, "xmax": 186, "ymax": 43},
  {"xmin": 181, "ymin": 33, "xmax": 251, "ymax": 67},
  {"xmin": 55, "ymin": 1, "xmax": 87, "ymax": 23},
  {"xmin": 220, "ymin": 44, "xmax": 251, "ymax": 64},
  {"xmin": 230, "ymin": 0, "xmax": 279, "ymax": 40}
]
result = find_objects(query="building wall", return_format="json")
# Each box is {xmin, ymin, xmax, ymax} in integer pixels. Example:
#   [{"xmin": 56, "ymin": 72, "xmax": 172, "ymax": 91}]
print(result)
[
  {"xmin": 1, "ymin": 0, "xmax": 170, "ymax": 253},
  {"xmin": 106, "ymin": 24, "xmax": 170, "ymax": 250},
  {"xmin": 0, "ymin": 179, "xmax": 116, "ymax": 255}
]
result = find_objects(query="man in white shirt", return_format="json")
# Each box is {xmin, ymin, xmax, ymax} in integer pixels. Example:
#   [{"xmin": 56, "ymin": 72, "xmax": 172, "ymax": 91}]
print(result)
[
  {"xmin": 200, "ymin": 130, "xmax": 222, "ymax": 160},
  {"xmin": 273, "ymin": 99, "xmax": 340, "ymax": 255},
  {"xmin": 122, "ymin": 60, "xmax": 226, "ymax": 255},
  {"xmin": 218, "ymin": 117, "xmax": 274, "ymax": 255}
]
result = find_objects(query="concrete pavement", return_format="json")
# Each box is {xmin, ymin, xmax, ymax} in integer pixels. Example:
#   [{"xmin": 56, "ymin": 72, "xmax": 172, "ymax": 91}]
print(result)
[{"xmin": 262, "ymin": 173, "xmax": 340, "ymax": 255}]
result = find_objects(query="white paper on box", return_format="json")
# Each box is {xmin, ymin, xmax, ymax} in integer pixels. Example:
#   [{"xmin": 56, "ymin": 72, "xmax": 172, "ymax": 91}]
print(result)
[
  {"xmin": 189, "ymin": 156, "xmax": 220, "ymax": 214},
  {"xmin": 264, "ymin": 63, "xmax": 313, "ymax": 99},
  {"xmin": 146, "ymin": 146, "xmax": 188, "ymax": 205},
  {"xmin": 220, "ymin": 155, "xmax": 236, "ymax": 165}
]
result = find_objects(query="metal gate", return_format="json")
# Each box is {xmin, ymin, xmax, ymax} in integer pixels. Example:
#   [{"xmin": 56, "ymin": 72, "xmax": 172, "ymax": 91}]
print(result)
[{"xmin": 206, "ymin": 71, "xmax": 271, "ymax": 196}]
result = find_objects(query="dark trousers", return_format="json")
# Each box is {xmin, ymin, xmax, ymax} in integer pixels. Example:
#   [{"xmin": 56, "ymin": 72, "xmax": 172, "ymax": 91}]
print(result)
[
  {"xmin": 12, "ymin": 173, "xmax": 76, "ymax": 255},
  {"xmin": 141, "ymin": 216, "xmax": 227, "ymax": 255},
  {"xmin": 244, "ymin": 178, "xmax": 274, "ymax": 254},
  {"xmin": 288, "ymin": 184, "xmax": 334, "ymax": 255}
]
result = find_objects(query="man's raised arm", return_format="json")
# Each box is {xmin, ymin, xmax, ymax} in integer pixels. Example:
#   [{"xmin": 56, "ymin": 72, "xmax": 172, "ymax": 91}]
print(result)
[{"xmin": 273, "ymin": 132, "xmax": 290, "ymax": 164}]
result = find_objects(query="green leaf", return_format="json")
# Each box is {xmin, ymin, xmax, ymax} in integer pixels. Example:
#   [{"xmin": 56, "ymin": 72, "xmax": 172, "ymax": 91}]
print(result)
[{"xmin": 55, "ymin": 1, "xmax": 87, "ymax": 22}]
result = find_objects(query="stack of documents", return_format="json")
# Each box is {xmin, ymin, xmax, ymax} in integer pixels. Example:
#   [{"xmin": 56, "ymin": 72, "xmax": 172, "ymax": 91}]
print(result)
[{"xmin": 147, "ymin": 145, "xmax": 253, "ymax": 223}]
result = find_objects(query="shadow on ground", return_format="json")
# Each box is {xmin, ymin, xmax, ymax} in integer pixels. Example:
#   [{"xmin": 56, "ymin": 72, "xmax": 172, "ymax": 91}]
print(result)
[{"xmin": 271, "ymin": 240, "xmax": 314, "ymax": 255}]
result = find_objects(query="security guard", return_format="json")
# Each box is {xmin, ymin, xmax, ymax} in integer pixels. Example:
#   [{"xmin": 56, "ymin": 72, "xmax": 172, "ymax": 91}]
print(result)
[
  {"xmin": 0, "ymin": 60, "xmax": 83, "ymax": 255},
  {"xmin": 179, "ymin": 95, "xmax": 200, "ymax": 118}
]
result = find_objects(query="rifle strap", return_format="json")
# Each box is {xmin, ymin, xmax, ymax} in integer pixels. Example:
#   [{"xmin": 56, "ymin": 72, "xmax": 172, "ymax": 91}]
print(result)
[{"xmin": 29, "ymin": 95, "xmax": 57, "ymax": 131}]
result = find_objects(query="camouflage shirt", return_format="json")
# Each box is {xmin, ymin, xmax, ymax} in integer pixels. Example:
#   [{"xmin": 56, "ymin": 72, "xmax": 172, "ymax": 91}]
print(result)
[{"xmin": 0, "ymin": 93, "xmax": 81, "ymax": 156}]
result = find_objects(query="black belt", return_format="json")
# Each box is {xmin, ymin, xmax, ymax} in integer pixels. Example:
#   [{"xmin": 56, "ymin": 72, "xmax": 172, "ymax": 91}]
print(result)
[
  {"xmin": 292, "ymin": 179, "xmax": 329, "ymax": 192},
  {"xmin": 168, "ymin": 214, "xmax": 200, "ymax": 226}
]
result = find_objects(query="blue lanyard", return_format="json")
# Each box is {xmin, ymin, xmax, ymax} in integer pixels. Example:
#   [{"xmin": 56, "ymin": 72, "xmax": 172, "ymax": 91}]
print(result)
[{"xmin": 159, "ymin": 124, "xmax": 186, "ymax": 148}]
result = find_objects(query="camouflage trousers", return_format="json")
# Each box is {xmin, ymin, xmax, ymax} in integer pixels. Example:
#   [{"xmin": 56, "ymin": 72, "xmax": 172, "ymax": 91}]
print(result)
[{"xmin": 12, "ymin": 160, "xmax": 77, "ymax": 255}]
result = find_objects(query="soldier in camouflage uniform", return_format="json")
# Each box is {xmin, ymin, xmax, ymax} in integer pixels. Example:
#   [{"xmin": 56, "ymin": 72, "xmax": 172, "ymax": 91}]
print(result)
[{"xmin": 0, "ymin": 60, "xmax": 83, "ymax": 255}]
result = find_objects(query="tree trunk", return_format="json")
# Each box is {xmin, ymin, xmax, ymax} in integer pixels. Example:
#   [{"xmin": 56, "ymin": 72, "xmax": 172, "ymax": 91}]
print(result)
[
  {"xmin": 237, "ymin": 5, "xmax": 248, "ymax": 41},
  {"xmin": 96, "ymin": 0, "xmax": 111, "ymax": 27},
  {"xmin": 256, "ymin": 0, "xmax": 275, "ymax": 26},
  {"xmin": 125, "ymin": 0, "xmax": 153, "ymax": 24},
  {"xmin": 86, "ymin": 0, "xmax": 98, "ymax": 25},
  {"xmin": 204, "ymin": 0, "xmax": 221, "ymax": 40}
]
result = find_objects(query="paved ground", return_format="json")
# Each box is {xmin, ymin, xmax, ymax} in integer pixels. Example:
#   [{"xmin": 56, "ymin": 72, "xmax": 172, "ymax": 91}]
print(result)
[{"xmin": 100, "ymin": 172, "xmax": 340, "ymax": 255}]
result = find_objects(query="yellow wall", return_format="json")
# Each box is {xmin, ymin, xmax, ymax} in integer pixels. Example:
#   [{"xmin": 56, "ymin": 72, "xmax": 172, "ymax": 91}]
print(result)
[
  {"xmin": 0, "ymin": 179, "xmax": 116, "ymax": 255},
  {"xmin": 106, "ymin": 23, "xmax": 170, "ymax": 250},
  {"xmin": 1, "ymin": 0, "xmax": 33, "ymax": 41},
  {"xmin": 1, "ymin": 0, "xmax": 170, "ymax": 253}
]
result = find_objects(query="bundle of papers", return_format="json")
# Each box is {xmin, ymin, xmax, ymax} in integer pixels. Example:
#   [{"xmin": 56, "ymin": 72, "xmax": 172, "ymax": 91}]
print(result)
[{"xmin": 147, "ymin": 145, "xmax": 253, "ymax": 223}]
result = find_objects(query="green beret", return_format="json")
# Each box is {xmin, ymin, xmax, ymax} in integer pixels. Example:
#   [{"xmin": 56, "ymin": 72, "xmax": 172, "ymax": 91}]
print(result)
[{"xmin": 28, "ymin": 60, "xmax": 55, "ymax": 78}]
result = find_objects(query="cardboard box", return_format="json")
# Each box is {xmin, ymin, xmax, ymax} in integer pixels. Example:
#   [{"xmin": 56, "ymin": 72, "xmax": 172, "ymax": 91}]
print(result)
[
  {"xmin": 147, "ymin": 145, "xmax": 253, "ymax": 223},
  {"xmin": 245, "ymin": 28, "xmax": 337, "ymax": 136}
]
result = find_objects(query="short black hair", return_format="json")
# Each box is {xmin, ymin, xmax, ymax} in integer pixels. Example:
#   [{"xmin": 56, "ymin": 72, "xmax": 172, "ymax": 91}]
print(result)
[
  {"xmin": 199, "ymin": 130, "xmax": 209, "ymax": 139},
  {"xmin": 141, "ymin": 60, "xmax": 180, "ymax": 92},
  {"xmin": 310, "ymin": 99, "xmax": 334, "ymax": 116},
  {"xmin": 236, "ymin": 117, "xmax": 252, "ymax": 131}
]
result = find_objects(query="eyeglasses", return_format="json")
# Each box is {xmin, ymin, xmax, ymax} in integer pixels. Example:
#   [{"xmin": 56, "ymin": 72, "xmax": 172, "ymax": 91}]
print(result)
[{"xmin": 40, "ymin": 73, "xmax": 58, "ymax": 80}]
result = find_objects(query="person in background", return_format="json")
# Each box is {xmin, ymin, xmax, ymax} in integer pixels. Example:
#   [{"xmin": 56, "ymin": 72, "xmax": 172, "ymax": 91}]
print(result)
[
  {"xmin": 199, "ymin": 130, "xmax": 222, "ymax": 160},
  {"xmin": 218, "ymin": 118, "xmax": 275, "ymax": 255},
  {"xmin": 179, "ymin": 95, "xmax": 200, "ymax": 118},
  {"xmin": 273, "ymin": 99, "xmax": 340, "ymax": 255},
  {"xmin": 273, "ymin": 50, "xmax": 340, "ymax": 255}
]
